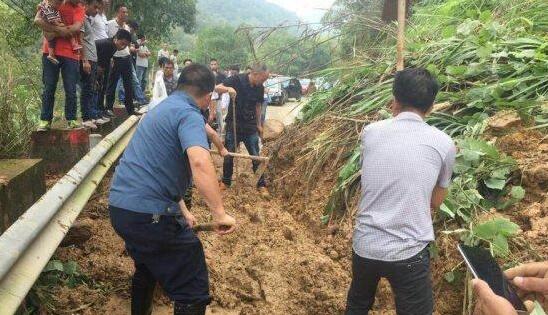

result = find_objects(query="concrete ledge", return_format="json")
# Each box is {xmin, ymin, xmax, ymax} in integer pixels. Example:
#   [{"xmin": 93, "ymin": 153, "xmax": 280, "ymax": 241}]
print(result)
[
  {"xmin": 30, "ymin": 128, "xmax": 90, "ymax": 174},
  {"xmin": 0, "ymin": 159, "xmax": 45, "ymax": 234}
]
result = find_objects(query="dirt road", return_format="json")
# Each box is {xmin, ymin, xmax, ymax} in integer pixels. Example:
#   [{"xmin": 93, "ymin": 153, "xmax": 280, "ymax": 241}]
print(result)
[{"xmin": 266, "ymin": 99, "xmax": 304, "ymax": 125}]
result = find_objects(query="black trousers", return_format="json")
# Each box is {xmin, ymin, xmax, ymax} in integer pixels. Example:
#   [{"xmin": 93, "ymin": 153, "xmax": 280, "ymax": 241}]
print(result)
[
  {"xmin": 345, "ymin": 246, "xmax": 433, "ymax": 315},
  {"xmin": 109, "ymin": 206, "xmax": 211, "ymax": 311},
  {"xmin": 106, "ymin": 56, "xmax": 134, "ymax": 114}
]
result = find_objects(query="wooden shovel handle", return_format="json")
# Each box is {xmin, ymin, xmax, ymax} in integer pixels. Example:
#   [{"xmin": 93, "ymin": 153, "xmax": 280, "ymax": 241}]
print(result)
[{"xmin": 209, "ymin": 150, "xmax": 269, "ymax": 162}]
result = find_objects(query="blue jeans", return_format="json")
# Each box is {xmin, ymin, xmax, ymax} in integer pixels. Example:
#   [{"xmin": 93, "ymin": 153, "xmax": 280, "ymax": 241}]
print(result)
[
  {"xmin": 136, "ymin": 65, "xmax": 148, "ymax": 93},
  {"xmin": 222, "ymin": 131, "xmax": 266, "ymax": 187},
  {"xmin": 41, "ymin": 55, "xmax": 79, "ymax": 121},
  {"xmin": 345, "ymin": 246, "xmax": 433, "ymax": 315},
  {"xmin": 79, "ymin": 61, "xmax": 98, "ymax": 121},
  {"xmin": 118, "ymin": 62, "xmax": 146, "ymax": 103}
]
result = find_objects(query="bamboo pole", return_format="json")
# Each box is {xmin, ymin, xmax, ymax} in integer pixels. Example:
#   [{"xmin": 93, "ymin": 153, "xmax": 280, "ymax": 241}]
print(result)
[{"xmin": 396, "ymin": 0, "xmax": 406, "ymax": 71}]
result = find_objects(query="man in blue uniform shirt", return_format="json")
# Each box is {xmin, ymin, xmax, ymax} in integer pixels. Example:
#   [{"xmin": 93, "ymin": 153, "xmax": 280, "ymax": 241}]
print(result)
[{"xmin": 109, "ymin": 64, "xmax": 236, "ymax": 315}]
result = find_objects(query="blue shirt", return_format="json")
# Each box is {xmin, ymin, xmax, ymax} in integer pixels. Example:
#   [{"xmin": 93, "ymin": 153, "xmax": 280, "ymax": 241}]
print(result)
[{"xmin": 109, "ymin": 91, "xmax": 209, "ymax": 215}]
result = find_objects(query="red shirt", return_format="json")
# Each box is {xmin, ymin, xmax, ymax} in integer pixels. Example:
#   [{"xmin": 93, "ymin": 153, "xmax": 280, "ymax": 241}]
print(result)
[{"xmin": 41, "ymin": 2, "xmax": 85, "ymax": 61}]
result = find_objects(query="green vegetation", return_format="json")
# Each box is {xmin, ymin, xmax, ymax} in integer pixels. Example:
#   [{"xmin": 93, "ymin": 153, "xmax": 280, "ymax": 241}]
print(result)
[
  {"xmin": 296, "ymin": 0, "xmax": 547, "ymax": 257},
  {"xmin": 196, "ymin": 0, "xmax": 298, "ymax": 29}
]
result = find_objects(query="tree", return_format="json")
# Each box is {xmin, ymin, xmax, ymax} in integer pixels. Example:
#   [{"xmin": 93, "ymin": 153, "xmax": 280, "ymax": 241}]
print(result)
[
  {"xmin": 193, "ymin": 25, "xmax": 249, "ymax": 67},
  {"xmin": 111, "ymin": 0, "xmax": 196, "ymax": 38}
]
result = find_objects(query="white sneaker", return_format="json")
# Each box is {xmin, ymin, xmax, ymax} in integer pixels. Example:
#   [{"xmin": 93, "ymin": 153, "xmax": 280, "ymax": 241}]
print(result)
[
  {"xmin": 95, "ymin": 117, "xmax": 110, "ymax": 125},
  {"xmin": 82, "ymin": 120, "xmax": 98, "ymax": 129}
]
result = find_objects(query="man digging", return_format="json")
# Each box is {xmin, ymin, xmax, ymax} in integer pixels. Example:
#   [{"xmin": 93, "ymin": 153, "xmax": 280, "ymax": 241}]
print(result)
[{"xmin": 109, "ymin": 64, "xmax": 236, "ymax": 315}]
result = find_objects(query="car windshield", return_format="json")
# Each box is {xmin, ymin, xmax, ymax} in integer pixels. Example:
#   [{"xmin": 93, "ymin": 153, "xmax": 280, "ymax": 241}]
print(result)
[
  {"xmin": 299, "ymin": 79, "xmax": 311, "ymax": 86},
  {"xmin": 278, "ymin": 77, "xmax": 290, "ymax": 88},
  {"xmin": 265, "ymin": 78, "xmax": 280, "ymax": 89}
]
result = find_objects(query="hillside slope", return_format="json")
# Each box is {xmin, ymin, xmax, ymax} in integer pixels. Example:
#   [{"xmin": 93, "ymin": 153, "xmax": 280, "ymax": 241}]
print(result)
[{"xmin": 196, "ymin": 0, "xmax": 299, "ymax": 28}]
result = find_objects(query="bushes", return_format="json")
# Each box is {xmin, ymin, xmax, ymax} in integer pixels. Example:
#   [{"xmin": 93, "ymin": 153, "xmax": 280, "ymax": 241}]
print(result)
[{"xmin": 0, "ymin": 56, "xmax": 41, "ymax": 158}]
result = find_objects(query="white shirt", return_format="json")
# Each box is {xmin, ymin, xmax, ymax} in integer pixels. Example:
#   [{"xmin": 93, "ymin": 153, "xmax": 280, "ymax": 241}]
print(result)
[
  {"xmin": 353, "ymin": 112, "xmax": 456, "ymax": 261},
  {"xmin": 170, "ymin": 54, "xmax": 179, "ymax": 72},
  {"xmin": 136, "ymin": 45, "xmax": 150, "ymax": 68},
  {"xmin": 158, "ymin": 49, "xmax": 170, "ymax": 60},
  {"xmin": 107, "ymin": 19, "xmax": 130, "ymax": 57},
  {"xmin": 92, "ymin": 13, "xmax": 108, "ymax": 40}
]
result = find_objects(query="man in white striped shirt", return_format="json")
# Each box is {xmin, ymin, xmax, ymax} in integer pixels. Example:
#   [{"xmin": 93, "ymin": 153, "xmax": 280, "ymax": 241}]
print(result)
[{"xmin": 346, "ymin": 68, "xmax": 456, "ymax": 315}]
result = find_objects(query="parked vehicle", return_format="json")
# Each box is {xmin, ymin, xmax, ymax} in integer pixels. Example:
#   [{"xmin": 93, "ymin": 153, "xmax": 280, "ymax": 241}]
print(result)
[
  {"xmin": 299, "ymin": 78, "xmax": 311, "ymax": 95},
  {"xmin": 285, "ymin": 78, "xmax": 303, "ymax": 101},
  {"xmin": 265, "ymin": 78, "xmax": 288, "ymax": 106}
]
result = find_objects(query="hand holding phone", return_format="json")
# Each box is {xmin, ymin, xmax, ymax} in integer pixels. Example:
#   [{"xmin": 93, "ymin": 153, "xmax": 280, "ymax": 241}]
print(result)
[{"xmin": 458, "ymin": 244, "xmax": 528, "ymax": 314}]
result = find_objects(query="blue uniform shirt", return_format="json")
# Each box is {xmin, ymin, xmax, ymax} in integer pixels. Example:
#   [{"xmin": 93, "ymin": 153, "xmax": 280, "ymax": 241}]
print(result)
[{"xmin": 109, "ymin": 91, "xmax": 209, "ymax": 215}]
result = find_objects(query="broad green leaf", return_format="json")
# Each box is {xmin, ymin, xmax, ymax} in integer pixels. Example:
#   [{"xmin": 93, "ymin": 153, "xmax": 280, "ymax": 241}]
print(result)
[
  {"xmin": 492, "ymin": 234, "xmax": 510, "ymax": 256},
  {"xmin": 510, "ymin": 186, "xmax": 525, "ymax": 200},
  {"xmin": 479, "ymin": 11, "xmax": 491, "ymax": 23},
  {"xmin": 491, "ymin": 168, "xmax": 511, "ymax": 179},
  {"xmin": 444, "ymin": 271, "xmax": 455, "ymax": 283},
  {"xmin": 440, "ymin": 203, "xmax": 455, "ymax": 218},
  {"xmin": 63, "ymin": 261, "xmax": 79, "ymax": 276},
  {"xmin": 457, "ymin": 20, "xmax": 481, "ymax": 36},
  {"xmin": 473, "ymin": 218, "xmax": 520, "ymax": 240},
  {"xmin": 462, "ymin": 149, "xmax": 482, "ymax": 162},
  {"xmin": 484, "ymin": 178, "xmax": 506, "ymax": 190},
  {"xmin": 43, "ymin": 260, "xmax": 64, "ymax": 273}
]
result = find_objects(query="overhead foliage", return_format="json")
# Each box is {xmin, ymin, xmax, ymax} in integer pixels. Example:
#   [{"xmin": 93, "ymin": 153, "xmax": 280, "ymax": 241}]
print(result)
[{"xmin": 110, "ymin": 0, "xmax": 196, "ymax": 38}]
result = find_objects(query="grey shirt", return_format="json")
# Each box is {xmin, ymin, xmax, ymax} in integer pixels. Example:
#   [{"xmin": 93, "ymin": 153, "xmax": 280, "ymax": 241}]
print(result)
[
  {"xmin": 353, "ymin": 112, "xmax": 456, "ymax": 261},
  {"xmin": 81, "ymin": 16, "xmax": 97, "ymax": 62}
]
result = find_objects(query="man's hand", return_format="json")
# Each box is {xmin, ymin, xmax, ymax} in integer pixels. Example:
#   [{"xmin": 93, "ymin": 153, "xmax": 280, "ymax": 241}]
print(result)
[
  {"xmin": 505, "ymin": 262, "xmax": 548, "ymax": 310},
  {"xmin": 208, "ymin": 110, "xmax": 216, "ymax": 124},
  {"xmin": 211, "ymin": 212, "xmax": 236, "ymax": 235},
  {"xmin": 220, "ymin": 147, "xmax": 229, "ymax": 157},
  {"xmin": 227, "ymin": 87, "xmax": 237, "ymax": 100},
  {"xmin": 472, "ymin": 279, "xmax": 518, "ymax": 315},
  {"xmin": 82, "ymin": 60, "xmax": 91, "ymax": 74}
]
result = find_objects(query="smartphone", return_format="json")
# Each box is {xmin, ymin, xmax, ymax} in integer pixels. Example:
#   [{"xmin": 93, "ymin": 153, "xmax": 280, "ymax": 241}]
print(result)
[{"xmin": 458, "ymin": 244, "xmax": 527, "ymax": 314}]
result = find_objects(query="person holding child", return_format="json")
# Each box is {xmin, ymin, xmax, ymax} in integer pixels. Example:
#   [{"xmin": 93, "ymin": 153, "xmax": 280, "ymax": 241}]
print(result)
[{"xmin": 35, "ymin": 0, "xmax": 85, "ymax": 130}]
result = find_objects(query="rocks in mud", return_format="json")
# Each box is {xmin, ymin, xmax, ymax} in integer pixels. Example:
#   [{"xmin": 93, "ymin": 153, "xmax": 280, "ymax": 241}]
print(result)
[
  {"xmin": 61, "ymin": 222, "xmax": 92, "ymax": 247},
  {"xmin": 263, "ymin": 119, "xmax": 285, "ymax": 141},
  {"xmin": 488, "ymin": 110, "xmax": 522, "ymax": 133},
  {"xmin": 327, "ymin": 224, "xmax": 340, "ymax": 236},
  {"xmin": 283, "ymin": 226, "xmax": 295, "ymax": 241}
]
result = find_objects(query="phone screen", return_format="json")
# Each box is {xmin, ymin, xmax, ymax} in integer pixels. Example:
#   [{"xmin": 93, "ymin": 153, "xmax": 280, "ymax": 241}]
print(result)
[{"xmin": 458, "ymin": 244, "xmax": 527, "ymax": 312}]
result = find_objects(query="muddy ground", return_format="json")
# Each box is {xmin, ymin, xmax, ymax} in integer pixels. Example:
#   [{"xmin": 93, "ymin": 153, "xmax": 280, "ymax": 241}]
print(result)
[{"xmin": 41, "ymin": 115, "xmax": 546, "ymax": 314}]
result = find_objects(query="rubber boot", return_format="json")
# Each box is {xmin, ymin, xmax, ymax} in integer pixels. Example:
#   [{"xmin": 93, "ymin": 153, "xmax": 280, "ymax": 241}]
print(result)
[
  {"xmin": 173, "ymin": 302, "xmax": 207, "ymax": 315},
  {"xmin": 131, "ymin": 267, "xmax": 156, "ymax": 315}
]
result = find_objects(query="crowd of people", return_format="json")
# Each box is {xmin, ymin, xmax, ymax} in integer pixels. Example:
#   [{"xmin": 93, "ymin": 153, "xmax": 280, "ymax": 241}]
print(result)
[{"xmin": 33, "ymin": 1, "xmax": 547, "ymax": 315}]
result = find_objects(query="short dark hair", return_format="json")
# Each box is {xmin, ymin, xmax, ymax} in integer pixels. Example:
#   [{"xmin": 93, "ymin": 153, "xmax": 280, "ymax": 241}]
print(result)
[
  {"xmin": 229, "ymin": 64, "xmax": 240, "ymax": 71},
  {"xmin": 177, "ymin": 64, "xmax": 215, "ymax": 97},
  {"xmin": 183, "ymin": 58, "xmax": 193, "ymax": 64},
  {"xmin": 137, "ymin": 33, "xmax": 145, "ymax": 40},
  {"xmin": 164, "ymin": 59, "xmax": 175, "ymax": 67},
  {"xmin": 158, "ymin": 56, "xmax": 169, "ymax": 67},
  {"xmin": 115, "ymin": 4, "xmax": 127, "ymax": 11},
  {"xmin": 173, "ymin": 49, "xmax": 179, "ymax": 54},
  {"xmin": 210, "ymin": 58, "xmax": 218, "ymax": 63},
  {"xmin": 114, "ymin": 29, "xmax": 132, "ymax": 42},
  {"xmin": 128, "ymin": 20, "xmax": 139, "ymax": 30},
  {"xmin": 393, "ymin": 68, "xmax": 439, "ymax": 113}
]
